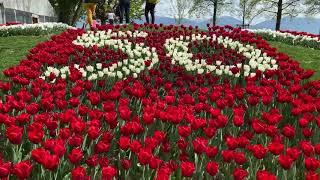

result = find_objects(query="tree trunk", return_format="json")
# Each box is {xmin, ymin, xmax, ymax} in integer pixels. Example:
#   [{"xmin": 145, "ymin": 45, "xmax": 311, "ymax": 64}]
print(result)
[
  {"xmin": 275, "ymin": 0, "xmax": 283, "ymax": 31},
  {"xmin": 96, "ymin": 0, "xmax": 107, "ymax": 25},
  {"xmin": 101, "ymin": 17, "xmax": 107, "ymax": 25},
  {"xmin": 242, "ymin": 0, "xmax": 246, "ymax": 27},
  {"xmin": 71, "ymin": 0, "xmax": 83, "ymax": 26},
  {"xmin": 213, "ymin": 0, "xmax": 218, "ymax": 26},
  {"xmin": 178, "ymin": 14, "xmax": 183, "ymax": 24},
  {"xmin": 58, "ymin": 11, "xmax": 72, "ymax": 25}
]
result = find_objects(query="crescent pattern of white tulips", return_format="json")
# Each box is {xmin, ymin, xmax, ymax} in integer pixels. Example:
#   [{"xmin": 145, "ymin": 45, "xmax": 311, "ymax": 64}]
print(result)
[{"xmin": 40, "ymin": 30, "xmax": 278, "ymax": 82}]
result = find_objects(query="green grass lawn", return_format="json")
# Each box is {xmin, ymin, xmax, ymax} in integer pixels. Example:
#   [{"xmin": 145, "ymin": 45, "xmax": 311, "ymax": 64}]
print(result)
[
  {"xmin": 0, "ymin": 35, "xmax": 52, "ymax": 80},
  {"xmin": 0, "ymin": 36, "xmax": 319, "ymax": 81},
  {"xmin": 268, "ymin": 41, "xmax": 320, "ymax": 80}
]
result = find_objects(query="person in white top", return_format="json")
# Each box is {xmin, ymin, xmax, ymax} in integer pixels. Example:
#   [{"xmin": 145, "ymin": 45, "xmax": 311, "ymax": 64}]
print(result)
[{"xmin": 108, "ymin": 11, "xmax": 115, "ymax": 25}]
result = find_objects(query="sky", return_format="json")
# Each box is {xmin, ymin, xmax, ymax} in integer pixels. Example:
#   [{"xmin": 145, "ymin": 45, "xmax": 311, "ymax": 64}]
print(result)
[
  {"xmin": 155, "ymin": 0, "xmax": 172, "ymax": 17},
  {"xmin": 154, "ymin": 0, "xmax": 320, "ymax": 24}
]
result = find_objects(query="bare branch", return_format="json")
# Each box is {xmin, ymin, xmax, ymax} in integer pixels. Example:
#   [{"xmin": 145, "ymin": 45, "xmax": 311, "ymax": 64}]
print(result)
[{"xmin": 282, "ymin": 0, "xmax": 300, "ymax": 10}]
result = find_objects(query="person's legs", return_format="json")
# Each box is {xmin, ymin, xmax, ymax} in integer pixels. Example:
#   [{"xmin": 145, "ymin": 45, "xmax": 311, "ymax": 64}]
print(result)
[
  {"xmin": 89, "ymin": 3, "xmax": 97, "ymax": 15},
  {"xmin": 84, "ymin": 3, "xmax": 97, "ymax": 27},
  {"xmin": 150, "ymin": 4, "xmax": 156, "ymax": 24},
  {"xmin": 86, "ymin": 5, "xmax": 93, "ymax": 26},
  {"xmin": 90, "ymin": 4, "xmax": 97, "ymax": 27},
  {"xmin": 145, "ymin": 3, "xmax": 150, "ymax": 23},
  {"xmin": 119, "ymin": 3, "xmax": 125, "ymax": 24},
  {"xmin": 125, "ymin": 2, "xmax": 130, "ymax": 24}
]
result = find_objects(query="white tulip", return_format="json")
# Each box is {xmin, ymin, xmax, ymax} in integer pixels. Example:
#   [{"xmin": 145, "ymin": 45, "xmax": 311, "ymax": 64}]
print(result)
[
  {"xmin": 44, "ymin": 71, "xmax": 51, "ymax": 77},
  {"xmin": 216, "ymin": 69, "xmax": 223, "ymax": 75},
  {"xmin": 125, "ymin": 69, "xmax": 130, "ymax": 75},
  {"xmin": 103, "ymin": 68, "xmax": 109, "ymax": 74},
  {"xmin": 82, "ymin": 71, "xmax": 87, "ymax": 77},
  {"xmin": 197, "ymin": 68, "xmax": 204, "ymax": 74},
  {"xmin": 116, "ymin": 71, "xmax": 123, "ymax": 79},
  {"xmin": 98, "ymin": 71, "xmax": 104, "ymax": 78},
  {"xmin": 272, "ymin": 65, "xmax": 278, "ymax": 70},
  {"xmin": 86, "ymin": 65, "xmax": 94, "ymax": 72},
  {"xmin": 96, "ymin": 63, "xmax": 102, "ymax": 70},
  {"xmin": 88, "ymin": 73, "xmax": 97, "ymax": 81},
  {"xmin": 47, "ymin": 67, "xmax": 54, "ymax": 72},
  {"xmin": 53, "ymin": 69, "xmax": 60, "ymax": 77},
  {"xmin": 61, "ymin": 74, "xmax": 67, "ymax": 79}
]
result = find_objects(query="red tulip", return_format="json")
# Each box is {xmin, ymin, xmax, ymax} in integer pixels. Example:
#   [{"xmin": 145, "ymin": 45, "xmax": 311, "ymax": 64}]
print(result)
[
  {"xmin": 121, "ymin": 159, "xmax": 131, "ymax": 170},
  {"xmin": 102, "ymin": 166, "xmax": 117, "ymax": 179},
  {"xmin": 12, "ymin": 161, "xmax": 33, "ymax": 180},
  {"xmin": 181, "ymin": 161, "xmax": 195, "ymax": 177},
  {"xmin": 0, "ymin": 162, "xmax": 11, "ymax": 178},
  {"xmin": 5, "ymin": 125, "xmax": 23, "ymax": 144},
  {"xmin": 206, "ymin": 161, "xmax": 219, "ymax": 176},
  {"xmin": 256, "ymin": 170, "xmax": 276, "ymax": 180},
  {"xmin": 305, "ymin": 157, "xmax": 320, "ymax": 171},
  {"xmin": 85, "ymin": 155, "xmax": 99, "ymax": 167},
  {"xmin": 278, "ymin": 154, "xmax": 294, "ymax": 170},
  {"xmin": 68, "ymin": 148, "xmax": 83, "ymax": 164},
  {"xmin": 268, "ymin": 142, "xmax": 284, "ymax": 155},
  {"xmin": 71, "ymin": 166, "xmax": 88, "ymax": 180},
  {"xmin": 233, "ymin": 167, "xmax": 248, "ymax": 180}
]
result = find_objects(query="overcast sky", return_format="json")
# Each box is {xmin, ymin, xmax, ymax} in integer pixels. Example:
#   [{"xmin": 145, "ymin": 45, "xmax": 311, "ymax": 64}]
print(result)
[
  {"xmin": 155, "ymin": 0, "xmax": 172, "ymax": 17},
  {"xmin": 154, "ymin": 0, "xmax": 263, "ymax": 22}
]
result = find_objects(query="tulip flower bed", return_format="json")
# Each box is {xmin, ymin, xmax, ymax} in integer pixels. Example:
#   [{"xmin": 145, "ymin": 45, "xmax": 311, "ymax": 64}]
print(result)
[
  {"xmin": 0, "ymin": 24, "xmax": 319, "ymax": 180},
  {"xmin": 248, "ymin": 29, "xmax": 320, "ymax": 50},
  {"xmin": 0, "ymin": 22, "xmax": 72, "ymax": 37}
]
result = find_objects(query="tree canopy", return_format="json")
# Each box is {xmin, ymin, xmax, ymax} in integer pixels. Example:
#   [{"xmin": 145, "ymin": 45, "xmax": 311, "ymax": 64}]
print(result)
[
  {"xmin": 259, "ymin": 0, "xmax": 303, "ymax": 30},
  {"xmin": 231, "ymin": 0, "xmax": 262, "ymax": 27},
  {"xmin": 304, "ymin": 0, "xmax": 320, "ymax": 15},
  {"xmin": 189, "ymin": 0, "xmax": 232, "ymax": 26},
  {"xmin": 49, "ymin": 0, "xmax": 83, "ymax": 26}
]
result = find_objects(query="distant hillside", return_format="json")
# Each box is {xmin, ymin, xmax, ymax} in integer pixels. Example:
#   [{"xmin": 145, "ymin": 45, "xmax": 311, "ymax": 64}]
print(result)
[
  {"xmin": 252, "ymin": 17, "xmax": 320, "ymax": 34},
  {"xmin": 76, "ymin": 15, "xmax": 320, "ymax": 34},
  {"xmin": 135, "ymin": 16, "xmax": 176, "ymax": 25},
  {"xmin": 137, "ymin": 16, "xmax": 320, "ymax": 34},
  {"xmin": 134, "ymin": 16, "xmax": 241, "ymax": 29},
  {"xmin": 217, "ymin": 16, "xmax": 242, "ymax": 26}
]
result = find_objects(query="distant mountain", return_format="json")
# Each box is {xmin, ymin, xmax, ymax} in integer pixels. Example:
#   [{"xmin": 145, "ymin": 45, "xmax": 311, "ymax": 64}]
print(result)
[
  {"xmin": 134, "ymin": 16, "xmax": 242, "ymax": 29},
  {"xmin": 252, "ymin": 17, "xmax": 320, "ymax": 34},
  {"xmin": 217, "ymin": 16, "xmax": 242, "ymax": 26},
  {"xmin": 136, "ymin": 16, "xmax": 320, "ymax": 34},
  {"xmin": 135, "ymin": 16, "xmax": 176, "ymax": 25},
  {"xmin": 76, "ymin": 15, "xmax": 320, "ymax": 34}
]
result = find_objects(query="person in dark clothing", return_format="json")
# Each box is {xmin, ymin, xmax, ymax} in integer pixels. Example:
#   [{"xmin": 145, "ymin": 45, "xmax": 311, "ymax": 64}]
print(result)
[
  {"xmin": 119, "ymin": 0, "xmax": 130, "ymax": 24},
  {"xmin": 145, "ymin": 0, "xmax": 159, "ymax": 24}
]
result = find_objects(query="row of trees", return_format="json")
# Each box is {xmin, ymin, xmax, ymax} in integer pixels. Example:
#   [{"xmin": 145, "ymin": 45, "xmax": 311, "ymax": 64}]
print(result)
[
  {"xmin": 48, "ymin": 0, "xmax": 319, "ymax": 31},
  {"xmin": 176, "ymin": 0, "xmax": 320, "ymax": 30}
]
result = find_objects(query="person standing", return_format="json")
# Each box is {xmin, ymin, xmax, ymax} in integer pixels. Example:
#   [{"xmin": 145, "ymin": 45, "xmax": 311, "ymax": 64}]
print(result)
[
  {"xmin": 82, "ymin": 0, "xmax": 99, "ymax": 27},
  {"xmin": 92, "ymin": 15, "xmax": 98, "ymax": 28},
  {"xmin": 145, "ymin": 0, "xmax": 159, "ymax": 24},
  {"xmin": 119, "ymin": 0, "xmax": 130, "ymax": 24},
  {"xmin": 108, "ymin": 11, "xmax": 115, "ymax": 25}
]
